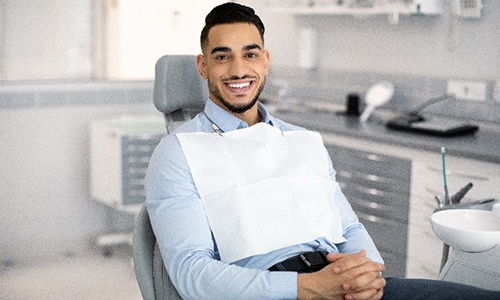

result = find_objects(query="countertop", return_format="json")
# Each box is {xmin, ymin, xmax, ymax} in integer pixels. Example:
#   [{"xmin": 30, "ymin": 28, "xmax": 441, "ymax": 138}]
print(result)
[{"xmin": 272, "ymin": 100, "xmax": 500, "ymax": 164}]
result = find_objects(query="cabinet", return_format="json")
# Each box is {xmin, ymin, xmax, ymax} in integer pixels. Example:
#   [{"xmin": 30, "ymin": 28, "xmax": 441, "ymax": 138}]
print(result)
[
  {"xmin": 326, "ymin": 144, "xmax": 411, "ymax": 278},
  {"xmin": 321, "ymin": 132, "xmax": 500, "ymax": 279},
  {"xmin": 89, "ymin": 115, "xmax": 166, "ymax": 255},
  {"xmin": 90, "ymin": 115, "xmax": 166, "ymax": 209}
]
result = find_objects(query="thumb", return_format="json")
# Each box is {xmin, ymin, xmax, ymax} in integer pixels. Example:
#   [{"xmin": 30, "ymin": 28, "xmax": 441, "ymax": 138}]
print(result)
[
  {"xmin": 326, "ymin": 249, "xmax": 367, "ymax": 263},
  {"xmin": 326, "ymin": 252, "xmax": 344, "ymax": 263}
]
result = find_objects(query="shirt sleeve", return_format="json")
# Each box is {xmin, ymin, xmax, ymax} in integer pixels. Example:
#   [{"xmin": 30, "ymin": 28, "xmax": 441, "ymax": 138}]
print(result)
[{"xmin": 145, "ymin": 134, "xmax": 297, "ymax": 300}]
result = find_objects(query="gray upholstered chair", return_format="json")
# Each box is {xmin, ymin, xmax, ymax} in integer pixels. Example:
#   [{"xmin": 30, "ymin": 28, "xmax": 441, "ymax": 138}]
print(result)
[{"xmin": 133, "ymin": 55, "xmax": 207, "ymax": 300}]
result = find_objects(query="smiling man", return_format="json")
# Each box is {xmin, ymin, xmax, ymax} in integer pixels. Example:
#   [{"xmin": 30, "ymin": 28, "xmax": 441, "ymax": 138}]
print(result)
[
  {"xmin": 197, "ymin": 20, "xmax": 269, "ymax": 123},
  {"xmin": 145, "ymin": 2, "xmax": 500, "ymax": 300}
]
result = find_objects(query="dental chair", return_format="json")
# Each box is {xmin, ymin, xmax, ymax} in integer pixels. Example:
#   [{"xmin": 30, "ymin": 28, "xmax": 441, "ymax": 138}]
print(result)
[{"xmin": 133, "ymin": 55, "xmax": 208, "ymax": 300}]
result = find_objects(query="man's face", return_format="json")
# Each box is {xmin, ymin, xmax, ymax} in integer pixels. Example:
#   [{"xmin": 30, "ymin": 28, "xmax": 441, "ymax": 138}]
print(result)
[{"xmin": 197, "ymin": 23, "xmax": 270, "ymax": 115}]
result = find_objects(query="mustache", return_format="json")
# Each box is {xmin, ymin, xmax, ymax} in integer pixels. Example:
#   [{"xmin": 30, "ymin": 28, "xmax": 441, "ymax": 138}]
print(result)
[{"xmin": 222, "ymin": 74, "xmax": 257, "ymax": 81}]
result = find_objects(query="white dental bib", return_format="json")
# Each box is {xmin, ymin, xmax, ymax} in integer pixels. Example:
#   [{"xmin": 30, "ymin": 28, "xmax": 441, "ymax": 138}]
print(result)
[{"xmin": 177, "ymin": 123, "xmax": 345, "ymax": 263}]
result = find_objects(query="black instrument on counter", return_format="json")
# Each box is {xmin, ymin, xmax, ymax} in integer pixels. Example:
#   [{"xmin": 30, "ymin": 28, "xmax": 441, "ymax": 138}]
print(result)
[{"xmin": 386, "ymin": 94, "xmax": 479, "ymax": 137}]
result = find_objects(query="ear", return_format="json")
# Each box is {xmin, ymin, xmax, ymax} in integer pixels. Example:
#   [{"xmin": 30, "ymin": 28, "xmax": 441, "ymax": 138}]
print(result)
[
  {"xmin": 263, "ymin": 50, "xmax": 271, "ymax": 75},
  {"xmin": 196, "ymin": 54, "xmax": 208, "ymax": 79}
]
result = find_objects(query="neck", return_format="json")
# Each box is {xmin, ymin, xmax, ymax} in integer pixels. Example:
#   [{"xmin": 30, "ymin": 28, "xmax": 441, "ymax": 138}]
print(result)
[
  {"xmin": 211, "ymin": 97, "xmax": 262, "ymax": 126},
  {"xmin": 236, "ymin": 106, "xmax": 261, "ymax": 126}
]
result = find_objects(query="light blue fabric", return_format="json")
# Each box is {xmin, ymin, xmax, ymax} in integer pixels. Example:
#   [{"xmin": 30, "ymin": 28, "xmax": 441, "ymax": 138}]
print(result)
[{"xmin": 145, "ymin": 99, "xmax": 383, "ymax": 300}]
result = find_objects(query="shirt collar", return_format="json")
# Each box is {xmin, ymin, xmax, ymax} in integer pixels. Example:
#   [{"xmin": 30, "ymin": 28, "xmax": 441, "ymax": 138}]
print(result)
[{"xmin": 203, "ymin": 98, "xmax": 275, "ymax": 132}]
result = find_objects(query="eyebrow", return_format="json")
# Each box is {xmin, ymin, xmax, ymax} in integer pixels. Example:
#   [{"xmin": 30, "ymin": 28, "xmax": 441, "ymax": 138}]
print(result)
[
  {"xmin": 243, "ymin": 43, "xmax": 262, "ymax": 51},
  {"xmin": 211, "ymin": 46, "xmax": 231, "ymax": 54},
  {"xmin": 210, "ymin": 43, "xmax": 262, "ymax": 55}
]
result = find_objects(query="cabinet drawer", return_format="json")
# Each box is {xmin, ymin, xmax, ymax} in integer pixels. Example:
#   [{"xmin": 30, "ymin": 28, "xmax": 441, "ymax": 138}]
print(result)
[
  {"xmin": 324, "ymin": 144, "xmax": 411, "ymax": 278},
  {"xmin": 327, "ymin": 145, "xmax": 412, "ymax": 180},
  {"xmin": 336, "ymin": 169, "xmax": 410, "ymax": 196},
  {"xmin": 359, "ymin": 211, "xmax": 408, "ymax": 277},
  {"xmin": 121, "ymin": 135, "xmax": 163, "ymax": 205},
  {"xmin": 358, "ymin": 211, "xmax": 408, "ymax": 255},
  {"xmin": 342, "ymin": 183, "xmax": 410, "ymax": 222}
]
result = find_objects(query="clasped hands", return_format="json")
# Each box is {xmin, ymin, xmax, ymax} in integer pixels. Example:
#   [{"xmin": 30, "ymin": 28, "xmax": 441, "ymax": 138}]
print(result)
[{"xmin": 298, "ymin": 250, "xmax": 386, "ymax": 300}]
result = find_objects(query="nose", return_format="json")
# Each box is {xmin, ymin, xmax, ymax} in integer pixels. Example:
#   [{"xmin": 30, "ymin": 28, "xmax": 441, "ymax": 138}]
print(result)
[{"xmin": 227, "ymin": 56, "xmax": 249, "ymax": 79}]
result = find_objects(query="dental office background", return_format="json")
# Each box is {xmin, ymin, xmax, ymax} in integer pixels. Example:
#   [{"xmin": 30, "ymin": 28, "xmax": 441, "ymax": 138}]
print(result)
[{"xmin": 1, "ymin": 0, "xmax": 499, "ymax": 268}]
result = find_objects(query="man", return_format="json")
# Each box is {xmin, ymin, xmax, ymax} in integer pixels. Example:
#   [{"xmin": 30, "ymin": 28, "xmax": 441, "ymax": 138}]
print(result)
[{"xmin": 146, "ymin": 3, "xmax": 500, "ymax": 299}]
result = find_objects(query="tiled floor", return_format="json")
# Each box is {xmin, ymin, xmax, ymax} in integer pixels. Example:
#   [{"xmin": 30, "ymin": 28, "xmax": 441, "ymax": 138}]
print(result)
[{"xmin": 0, "ymin": 250, "xmax": 142, "ymax": 300}]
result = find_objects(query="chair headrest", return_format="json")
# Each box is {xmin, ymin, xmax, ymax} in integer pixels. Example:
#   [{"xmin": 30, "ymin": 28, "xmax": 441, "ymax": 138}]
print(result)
[{"xmin": 153, "ymin": 55, "xmax": 208, "ymax": 114}]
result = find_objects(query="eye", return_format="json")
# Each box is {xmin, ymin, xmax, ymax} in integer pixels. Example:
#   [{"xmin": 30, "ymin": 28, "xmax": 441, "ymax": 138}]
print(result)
[
  {"xmin": 246, "ymin": 52, "xmax": 258, "ymax": 59},
  {"xmin": 215, "ymin": 54, "xmax": 229, "ymax": 61}
]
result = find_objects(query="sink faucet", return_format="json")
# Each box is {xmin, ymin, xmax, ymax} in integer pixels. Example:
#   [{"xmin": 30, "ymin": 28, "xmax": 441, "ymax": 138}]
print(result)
[
  {"xmin": 450, "ymin": 182, "xmax": 473, "ymax": 204},
  {"xmin": 433, "ymin": 182, "xmax": 499, "ymax": 212}
]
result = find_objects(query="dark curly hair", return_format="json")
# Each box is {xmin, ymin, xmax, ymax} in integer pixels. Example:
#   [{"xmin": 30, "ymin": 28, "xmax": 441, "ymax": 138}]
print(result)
[{"xmin": 200, "ymin": 2, "xmax": 265, "ymax": 52}]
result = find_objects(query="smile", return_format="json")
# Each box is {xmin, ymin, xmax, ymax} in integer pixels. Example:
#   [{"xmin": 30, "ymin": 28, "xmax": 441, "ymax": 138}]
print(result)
[{"xmin": 226, "ymin": 82, "xmax": 252, "ymax": 89}]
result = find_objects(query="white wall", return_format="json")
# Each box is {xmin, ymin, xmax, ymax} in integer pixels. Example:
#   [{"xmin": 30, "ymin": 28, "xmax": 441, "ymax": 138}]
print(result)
[
  {"xmin": 0, "ymin": 0, "xmax": 224, "ymax": 81},
  {"xmin": 111, "ymin": 0, "xmax": 223, "ymax": 79},
  {"xmin": 1, "ymin": 0, "xmax": 93, "ymax": 80},
  {"xmin": 3, "ymin": 0, "xmax": 498, "ymax": 81},
  {"xmin": 249, "ymin": 0, "xmax": 500, "ymax": 80}
]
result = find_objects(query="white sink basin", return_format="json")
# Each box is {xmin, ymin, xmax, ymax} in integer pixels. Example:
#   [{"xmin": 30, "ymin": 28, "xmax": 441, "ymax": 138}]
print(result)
[{"xmin": 431, "ymin": 209, "xmax": 500, "ymax": 252}]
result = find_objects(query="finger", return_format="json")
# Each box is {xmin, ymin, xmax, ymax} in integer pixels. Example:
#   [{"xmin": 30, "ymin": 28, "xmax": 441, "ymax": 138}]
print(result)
[
  {"xmin": 336, "ymin": 257, "xmax": 382, "ymax": 276},
  {"xmin": 343, "ymin": 271, "xmax": 385, "ymax": 292},
  {"xmin": 326, "ymin": 252, "xmax": 347, "ymax": 263},
  {"xmin": 344, "ymin": 288, "xmax": 378, "ymax": 300},
  {"xmin": 327, "ymin": 250, "xmax": 366, "ymax": 263},
  {"xmin": 344, "ymin": 288, "xmax": 384, "ymax": 300},
  {"xmin": 329, "ymin": 252, "xmax": 371, "ymax": 274},
  {"xmin": 369, "ymin": 288, "xmax": 384, "ymax": 300},
  {"xmin": 344, "ymin": 278, "xmax": 385, "ymax": 300}
]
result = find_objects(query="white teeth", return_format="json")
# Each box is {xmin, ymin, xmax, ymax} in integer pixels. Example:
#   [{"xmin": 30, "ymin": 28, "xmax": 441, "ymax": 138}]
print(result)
[{"xmin": 227, "ymin": 82, "xmax": 250, "ymax": 89}]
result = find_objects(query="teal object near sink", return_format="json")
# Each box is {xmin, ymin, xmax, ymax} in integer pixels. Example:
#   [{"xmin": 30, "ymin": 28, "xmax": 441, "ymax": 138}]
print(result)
[{"xmin": 431, "ymin": 209, "xmax": 500, "ymax": 253}]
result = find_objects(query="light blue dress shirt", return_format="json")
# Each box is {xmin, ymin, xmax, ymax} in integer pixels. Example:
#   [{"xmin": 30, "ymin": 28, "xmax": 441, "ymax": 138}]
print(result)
[{"xmin": 146, "ymin": 99, "xmax": 383, "ymax": 300}]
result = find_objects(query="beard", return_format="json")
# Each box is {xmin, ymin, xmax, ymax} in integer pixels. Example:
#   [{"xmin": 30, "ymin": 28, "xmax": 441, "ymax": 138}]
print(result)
[{"xmin": 208, "ymin": 76, "xmax": 266, "ymax": 114}]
